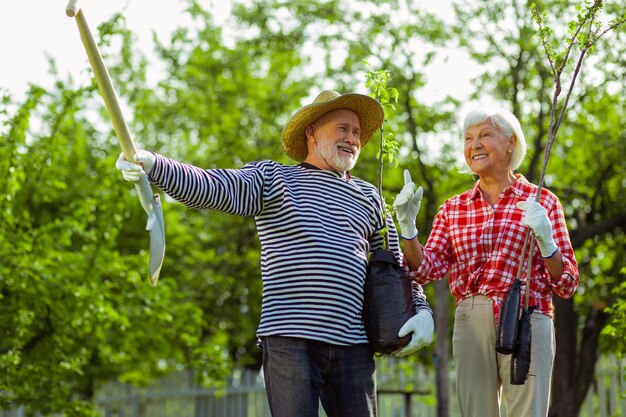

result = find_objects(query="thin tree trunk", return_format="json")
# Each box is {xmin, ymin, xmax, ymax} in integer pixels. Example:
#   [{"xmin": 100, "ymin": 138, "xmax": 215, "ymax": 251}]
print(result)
[
  {"xmin": 550, "ymin": 297, "xmax": 578, "ymax": 417},
  {"xmin": 549, "ymin": 297, "xmax": 609, "ymax": 417}
]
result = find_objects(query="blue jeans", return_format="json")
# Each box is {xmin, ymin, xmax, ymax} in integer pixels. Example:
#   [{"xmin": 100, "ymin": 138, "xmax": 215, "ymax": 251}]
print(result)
[{"xmin": 260, "ymin": 336, "xmax": 377, "ymax": 417}]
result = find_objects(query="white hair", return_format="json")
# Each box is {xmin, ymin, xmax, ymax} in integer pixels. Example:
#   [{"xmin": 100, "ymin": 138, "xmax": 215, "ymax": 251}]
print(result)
[{"xmin": 462, "ymin": 107, "xmax": 527, "ymax": 172}]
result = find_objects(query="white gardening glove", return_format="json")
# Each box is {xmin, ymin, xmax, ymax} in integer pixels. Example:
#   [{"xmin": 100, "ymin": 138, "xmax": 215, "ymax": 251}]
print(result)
[
  {"xmin": 115, "ymin": 150, "xmax": 156, "ymax": 182},
  {"xmin": 392, "ymin": 170, "xmax": 423, "ymax": 239},
  {"xmin": 392, "ymin": 310, "xmax": 434, "ymax": 358},
  {"xmin": 516, "ymin": 197, "xmax": 558, "ymax": 258}
]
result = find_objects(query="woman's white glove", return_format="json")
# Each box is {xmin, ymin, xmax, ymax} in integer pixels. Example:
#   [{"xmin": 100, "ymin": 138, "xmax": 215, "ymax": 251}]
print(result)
[
  {"xmin": 393, "ymin": 170, "xmax": 423, "ymax": 239},
  {"xmin": 115, "ymin": 151, "xmax": 156, "ymax": 182},
  {"xmin": 516, "ymin": 198, "xmax": 558, "ymax": 257},
  {"xmin": 392, "ymin": 310, "xmax": 434, "ymax": 358}
]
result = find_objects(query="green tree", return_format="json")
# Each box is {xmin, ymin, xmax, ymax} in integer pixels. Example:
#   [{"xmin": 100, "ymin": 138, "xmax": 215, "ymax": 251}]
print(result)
[
  {"xmin": 2, "ymin": 1, "xmax": 624, "ymax": 416},
  {"xmin": 0, "ymin": 14, "xmax": 231, "ymax": 415}
]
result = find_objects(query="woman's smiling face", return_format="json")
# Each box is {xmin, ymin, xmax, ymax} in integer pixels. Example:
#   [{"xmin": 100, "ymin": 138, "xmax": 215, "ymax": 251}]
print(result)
[{"xmin": 464, "ymin": 120, "xmax": 516, "ymax": 178}]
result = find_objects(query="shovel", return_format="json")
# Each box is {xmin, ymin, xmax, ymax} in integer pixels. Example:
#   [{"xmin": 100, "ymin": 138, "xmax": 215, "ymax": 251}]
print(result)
[{"xmin": 66, "ymin": 0, "xmax": 165, "ymax": 285}]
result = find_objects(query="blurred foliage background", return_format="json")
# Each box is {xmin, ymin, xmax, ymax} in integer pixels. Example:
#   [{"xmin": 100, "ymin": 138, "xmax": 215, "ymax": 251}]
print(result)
[{"xmin": 1, "ymin": 0, "xmax": 624, "ymax": 415}]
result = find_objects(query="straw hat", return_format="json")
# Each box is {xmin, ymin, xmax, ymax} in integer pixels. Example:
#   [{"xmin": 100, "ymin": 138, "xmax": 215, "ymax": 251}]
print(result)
[{"xmin": 281, "ymin": 90, "xmax": 384, "ymax": 162}]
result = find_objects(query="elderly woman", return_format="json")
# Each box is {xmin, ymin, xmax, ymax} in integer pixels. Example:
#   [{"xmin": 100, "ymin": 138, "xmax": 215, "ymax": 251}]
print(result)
[{"xmin": 393, "ymin": 107, "xmax": 579, "ymax": 417}]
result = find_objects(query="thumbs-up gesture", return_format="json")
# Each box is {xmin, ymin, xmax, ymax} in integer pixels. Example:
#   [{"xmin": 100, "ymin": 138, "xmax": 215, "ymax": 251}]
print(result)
[{"xmin": 392, "ymin": 170, "xmax": 423, "ymax": 239}]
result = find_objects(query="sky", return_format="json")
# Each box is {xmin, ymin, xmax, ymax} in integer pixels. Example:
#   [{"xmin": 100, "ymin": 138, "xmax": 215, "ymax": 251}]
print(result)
[
  {"xmin": 0, "ymin": 0, "xmax": 483, "ymax": 105},
  {"xmin": 0, "ymin": 0, "xmax": 195, "ymax": 98}
]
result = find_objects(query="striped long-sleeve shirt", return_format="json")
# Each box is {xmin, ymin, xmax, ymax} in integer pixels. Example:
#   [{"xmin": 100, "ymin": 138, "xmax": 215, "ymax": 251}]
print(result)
[{"xmin": 148, "ymin": 155, "xmax": 431, "ymax": 345}]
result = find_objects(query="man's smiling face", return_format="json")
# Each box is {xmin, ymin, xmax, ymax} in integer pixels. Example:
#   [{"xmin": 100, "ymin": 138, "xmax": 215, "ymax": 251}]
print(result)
[{"xmin": 305, "ymin": 109, "xmax": 362, "ymax": 172}]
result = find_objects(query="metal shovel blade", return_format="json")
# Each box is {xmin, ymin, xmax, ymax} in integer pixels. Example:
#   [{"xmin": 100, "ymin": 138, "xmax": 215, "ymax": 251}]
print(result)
[{"xmin": 135, "ymin": 176, "xmax": 166, "ymax": 286}]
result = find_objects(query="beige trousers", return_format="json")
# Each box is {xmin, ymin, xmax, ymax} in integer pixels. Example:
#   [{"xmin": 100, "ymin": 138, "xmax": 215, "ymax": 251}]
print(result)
[{"xmin": 452, "ymin": 296, "xmax": 555, "ymax": 417}]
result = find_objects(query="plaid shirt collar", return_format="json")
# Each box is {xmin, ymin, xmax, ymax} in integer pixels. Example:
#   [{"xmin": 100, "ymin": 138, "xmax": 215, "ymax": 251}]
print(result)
[{"xmin": 465, "ymin": 173, "xmax": 529, "ymax": 202}]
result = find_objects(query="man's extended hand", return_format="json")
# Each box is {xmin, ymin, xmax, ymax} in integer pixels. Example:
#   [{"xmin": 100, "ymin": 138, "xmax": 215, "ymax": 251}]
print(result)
[
  {"xmin": 517, "ymin": 198, "xmax": 558, "ymax": 258},
  {"xmin": 115, "ymin": 150, "xmax": 156, "ymax": 182},
  {"xmin": 392, "ymin": 310, "xmax": 434, "ymax": 358},
  {"xmin": 393, "ymin": 170, "xmax": 423, "ymax": 239}
]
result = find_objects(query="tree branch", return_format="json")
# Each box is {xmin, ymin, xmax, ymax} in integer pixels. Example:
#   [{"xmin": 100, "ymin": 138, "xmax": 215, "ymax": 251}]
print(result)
[{"xmin": 570, "ymin": 211, "xmax": 626, "ymax": 249}]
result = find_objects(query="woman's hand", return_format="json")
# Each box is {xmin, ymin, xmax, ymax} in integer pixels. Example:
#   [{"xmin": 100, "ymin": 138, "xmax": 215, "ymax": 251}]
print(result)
[
  {"xmin": 393, "ymin": 170, "xmax": 423, "ymax": 240},
  {"xmin": 517, "ymin": 198, "xmax": 558, "ymax": 258}
]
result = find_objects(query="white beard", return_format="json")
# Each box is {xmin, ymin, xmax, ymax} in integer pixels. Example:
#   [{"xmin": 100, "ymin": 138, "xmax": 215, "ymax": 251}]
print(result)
[{"xmin": 315, "ymin": 140, "xmax": 360, "ymax": 172}]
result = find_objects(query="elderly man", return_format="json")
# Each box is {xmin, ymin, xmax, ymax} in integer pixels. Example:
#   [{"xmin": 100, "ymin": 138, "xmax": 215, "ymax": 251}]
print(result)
[{"xmin": 117, "ymin": 90, "xmax": 434, "ymax": 417}]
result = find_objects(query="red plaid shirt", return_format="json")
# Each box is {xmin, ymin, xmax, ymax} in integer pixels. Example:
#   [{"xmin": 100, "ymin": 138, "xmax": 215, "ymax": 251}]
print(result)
[{"xmin": 405, "ymin": 175, "xmax": 579, "ymax": 323}]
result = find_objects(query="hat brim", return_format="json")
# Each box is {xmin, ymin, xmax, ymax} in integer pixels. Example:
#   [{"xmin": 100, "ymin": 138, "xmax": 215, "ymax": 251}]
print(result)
[{"xmin": 281, "ymin": 93, "xmax": 384, "ymax": 162}]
